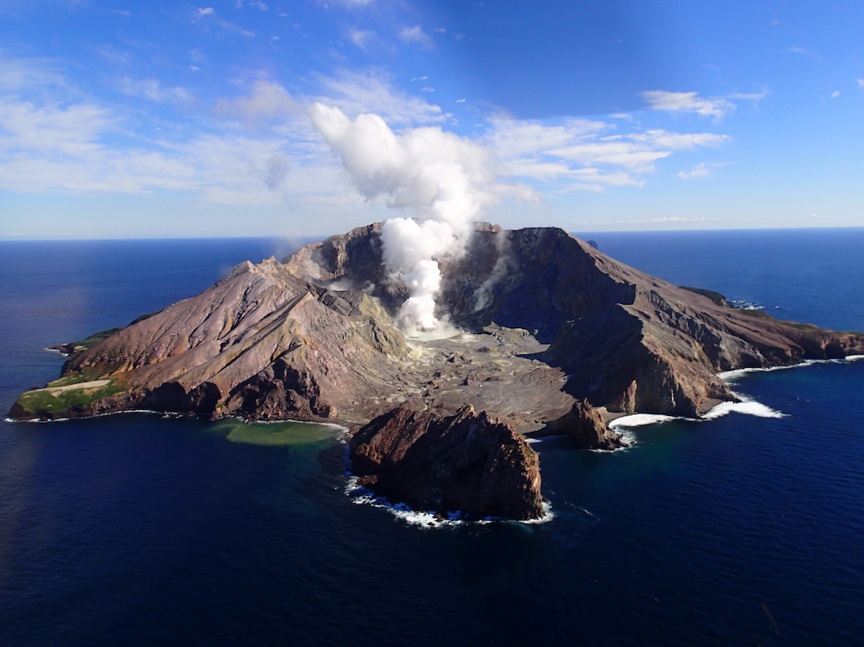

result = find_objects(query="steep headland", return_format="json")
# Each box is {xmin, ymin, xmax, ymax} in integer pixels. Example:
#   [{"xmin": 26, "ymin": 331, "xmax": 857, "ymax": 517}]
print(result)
[{"xmin": 11, "ymin": 223, "xmax": 864, "ymax": 519}]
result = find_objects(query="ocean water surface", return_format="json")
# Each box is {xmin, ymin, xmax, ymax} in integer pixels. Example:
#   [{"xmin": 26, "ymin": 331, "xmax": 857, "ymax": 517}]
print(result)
[{"xmin": 1, "ymin": 229, "xmax": 862, "ymax": 646}]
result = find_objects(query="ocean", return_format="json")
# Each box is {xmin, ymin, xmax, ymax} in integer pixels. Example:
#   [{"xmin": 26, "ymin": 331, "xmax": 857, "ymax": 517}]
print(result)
[{"xmin": 1, "ymin": 229, "xmax": 862, "ymax": 646}]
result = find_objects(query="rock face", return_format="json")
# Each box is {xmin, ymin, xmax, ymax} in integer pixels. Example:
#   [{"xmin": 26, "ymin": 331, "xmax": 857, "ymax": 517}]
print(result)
[
  {"xmin": 27, "ymin": 257, "xmax": 411, "ymax": 423},
  {"xmin": 350, "ymin": 405, "xmax": 544, "ymax": 520},
  {"xmin": 10, "ymin": 222, "xmax": 864, "ymax": 519},
  {"xmin": 547, "ymin": 400, "xmax": 625, "ymax": 451}
]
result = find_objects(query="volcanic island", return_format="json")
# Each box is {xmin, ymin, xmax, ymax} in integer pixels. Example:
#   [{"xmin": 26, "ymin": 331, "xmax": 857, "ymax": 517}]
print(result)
[{"xmin": 11, "ymin": 223, "xmax": 864, "ymax": 520}]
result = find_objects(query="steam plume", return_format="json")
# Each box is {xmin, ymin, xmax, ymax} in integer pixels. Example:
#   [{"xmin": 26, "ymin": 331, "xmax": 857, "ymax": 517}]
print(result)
[{"xmin": 308, "ymin": 102, "xmax": 498, "ymax": 335}]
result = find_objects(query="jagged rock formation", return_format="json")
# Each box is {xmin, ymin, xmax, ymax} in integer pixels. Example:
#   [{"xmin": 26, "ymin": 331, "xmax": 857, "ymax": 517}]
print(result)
[
  {"xmin": 10, "ymin": 222, "xmax": 864, "ymax": 519},
  {"xmin": 350, "ymin": 405, "xmax": 544, "ymax": 520},
  {"xmin": 546, "ymin": 399, "xmax": 625, "ymax": 451}
]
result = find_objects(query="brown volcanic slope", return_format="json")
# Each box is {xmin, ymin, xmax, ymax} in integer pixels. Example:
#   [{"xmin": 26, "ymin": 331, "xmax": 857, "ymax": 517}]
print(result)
[{"xmin": 11, "ymin": 223, "xmax": 864, "ymax": 435}]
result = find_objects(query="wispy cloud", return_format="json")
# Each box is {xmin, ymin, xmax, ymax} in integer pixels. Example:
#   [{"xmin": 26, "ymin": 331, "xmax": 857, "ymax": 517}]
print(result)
[
  {"xmin": 117, "ymin": 77, "xmax": 192, "ymax": 103},
  {"xmin": 313, "ymin": 69, "xmax": 444, "ymax": 125},
  {"xmin": 488, "ymin": 115, "xmax": 729, "ymax": 192},
  {"xmin": 0, "ymin": 52, "xmax": 732, "ymax": 213},
  {"xmin": 678, "ymin": 162, "xmax": 711, "ymax": 180},
  {"xmin": 322, "ymin": 0, "xmax": 374, "ymax": 7},
  {"xmin": 0, "ymin": 53, "xmax": 69, "ymax": 93},
  {"xmin": 830, "ymin": 90, "xmax": 840, "ymax": 99},
  {"xmin": 642, "ymin": 90, "xmax": 735, "ymax": 120},
  {"xmin": 349, "ymin": 29, "xmax": 376, "ymax": 52},
  {"xmin": 196, "ymin": 7, "xmax": 214, "ymax": 18},
  {"xmin": 215, "ymin": 79, "xmax": 302, "ymax": 123},
  {"xmin": 858, "ymin": 78, "xmax": 864, "ymax": 89},
  {"xmin": 399, "ymin": 25, "xmax": 433, "ymax": 49}
]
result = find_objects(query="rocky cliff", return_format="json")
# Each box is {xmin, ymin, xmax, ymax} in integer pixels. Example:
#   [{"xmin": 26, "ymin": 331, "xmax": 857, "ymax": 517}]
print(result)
[{"xmin": 350, "ymin": 405, "xmax": 544, "ymax": 520}]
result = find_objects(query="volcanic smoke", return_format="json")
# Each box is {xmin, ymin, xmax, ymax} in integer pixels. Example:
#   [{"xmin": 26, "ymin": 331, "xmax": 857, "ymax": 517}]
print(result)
[{"xmin": 308, "ymin": 103, "xmax": 499, "ymax": 336}]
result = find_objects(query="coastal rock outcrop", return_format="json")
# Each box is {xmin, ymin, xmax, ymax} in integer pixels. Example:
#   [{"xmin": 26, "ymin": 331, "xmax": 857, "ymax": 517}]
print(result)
[
  {"xmin": 350, "ymin": 405, "xmax": 544, "ymax": 520},
  {"xmin": 547, "ymin": 399, "xmax": 625, "ymax": 451}
]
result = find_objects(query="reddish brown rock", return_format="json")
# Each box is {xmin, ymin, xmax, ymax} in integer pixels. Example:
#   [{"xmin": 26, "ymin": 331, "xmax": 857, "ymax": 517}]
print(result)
[
  {"xmin": 548, "ymin": 399, "xmax": 625, "ymax": 450},
  {"xmin": 350, "ymin": 405, "xmax": 545, "ymax": 520}
]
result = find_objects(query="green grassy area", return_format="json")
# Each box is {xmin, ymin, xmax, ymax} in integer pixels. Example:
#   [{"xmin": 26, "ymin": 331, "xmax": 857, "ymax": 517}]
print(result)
[{"xmin": 15, "ymin": 380, "xmax": 124, "ymax": 416}]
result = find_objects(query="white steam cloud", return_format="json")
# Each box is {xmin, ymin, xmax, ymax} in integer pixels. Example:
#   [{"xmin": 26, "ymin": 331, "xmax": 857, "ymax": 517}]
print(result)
[{"xmin": 308, "ymin": 102, "xmax": 500, "ymax": 335}]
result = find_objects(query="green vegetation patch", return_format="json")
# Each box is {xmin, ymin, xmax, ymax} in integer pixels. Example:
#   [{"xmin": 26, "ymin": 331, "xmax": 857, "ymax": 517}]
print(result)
[
  {"xmin": 209, "ymin": 418, "xmax": 339, "ymax": 447},
  {"xmin": 16, "ymin": 379, "xmax": 125, "ymax": 416}
]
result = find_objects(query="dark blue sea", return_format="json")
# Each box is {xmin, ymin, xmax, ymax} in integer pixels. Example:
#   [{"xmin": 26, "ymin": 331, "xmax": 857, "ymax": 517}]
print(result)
[{"xmin": 1, "ymin": 229, "xmax": 863, "ymax": 646}]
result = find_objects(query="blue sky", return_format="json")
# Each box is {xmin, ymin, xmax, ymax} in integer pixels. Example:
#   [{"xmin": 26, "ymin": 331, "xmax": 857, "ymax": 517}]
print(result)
[{"xmin": 1, "ymin": 0, "xmax": 862, "ymax": 238}]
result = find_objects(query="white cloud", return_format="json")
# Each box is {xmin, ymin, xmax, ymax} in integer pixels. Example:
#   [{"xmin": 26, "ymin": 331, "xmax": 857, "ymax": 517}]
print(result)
[
  {"xmin": 399, "ymin": 25, "xmax": 433, "ymax": 49},
  {"xmin": 420, "ymin": 87, "xmax": 434, "ymax": 93},
  {"xmin": 251, "ymin": 1, "xmax": 267, "ymax": 9},
  {"xmin": 220, "ymin": 20, "xmax": 255, "ymax": 38},
  {"xmin": 830, "ymin": 90, "xmax": 840, "ymax": 99},
  {"xmin": 487, "ymin": 115, "xmax": 728, "ymax": 191},
  {"xmin": 0, "ymin": 52, "xmax": 735, "ymax": 228},
  {"xmin": 313, "ymin": 69, "xmax": 444, "ymax": 125},
  {"xmin": 215, "ymin": 80, "xmax": 302, "ymax": 123},
  {"xmin": 858, "ymin": 78, "xmax": 864, "ymax": 89},
  {"xmin": 642, "ymin": 90, "xmax": 735, "ymax": 120},
  {"xmin": 0, "ymin": 52, "xmax": 69, "ymax": 93},
  {"xmin": 678, "ymin": 163, "xmax": 711, "ymax": 180},
  {"xmin": 631, "ymin": 130, "xmax": 728, "ymax": 149},
  {"xmin": 196, "ymin": 7, "xmax": 214, "ymax": 17},
  {"xmin": 117, "ymin": 77, "xmax": 192, "ymax": 103},
  {"xmin": 324, "ymin": 0, "xmax": 374, "ymax": 7},
  {"xmin": 349, "ymin": 29, "xmax": 376, "ymax": 51}
]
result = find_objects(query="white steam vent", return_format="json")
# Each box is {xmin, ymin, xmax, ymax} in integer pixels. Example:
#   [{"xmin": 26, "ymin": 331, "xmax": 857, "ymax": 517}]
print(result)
[{"xmin": 308, "ymin": 103, "xmax": 501, "ymax": 336}]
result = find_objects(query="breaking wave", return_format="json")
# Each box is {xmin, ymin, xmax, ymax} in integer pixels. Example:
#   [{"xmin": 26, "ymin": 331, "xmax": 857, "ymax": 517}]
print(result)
[
  {"xmin": 344, "ymin": 475, "xmax": 554, "ymax": 529},
  {"xmin": 718, "ymin": 355, "xmax": 863, "ymax": 383},
  {"xmin": 702, "ymin": 396, "xmax": 786, "ymax": 420}
]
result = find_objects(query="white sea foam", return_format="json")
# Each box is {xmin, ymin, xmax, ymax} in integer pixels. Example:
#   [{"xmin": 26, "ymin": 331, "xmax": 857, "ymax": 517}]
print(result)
[
  {"xmin": 587, "ymin": 429, "xmax": 638, "ymax": 453},
  {"xmin": 520, "ymin": 501, "xmax": 555, "ymax": 525},
  {"xmin": 606, "ymin": 394, "xmax": 787, "ymax": 431},
  {"xmin": 345, "ymin": 474, "xmax": 554, "ymax": 528},
  {"xmin": 701, "ymin": 397, "xmax": 786, "ymax": 420},
  {"xmin": 718, "ymin": 362, "xmax": 816, "ymax": 382},
  {"xmin": 609, "ymin": 413, "xmax": 676, "ymax": 429},
  {"xmin": 718, "ymin": 355, "xmax": 863, "ymax": 383},
  {"xmin": 524, "ymin": 437, "xmax": 543, "ymax": 444}
]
